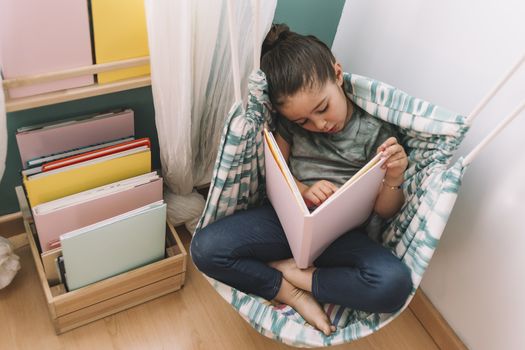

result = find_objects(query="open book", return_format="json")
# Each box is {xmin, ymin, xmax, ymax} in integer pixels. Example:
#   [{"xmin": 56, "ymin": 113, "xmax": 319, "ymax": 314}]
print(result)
[{"xmin": 263, "ymin": 129, "xmax": 386, "ymax": 268}]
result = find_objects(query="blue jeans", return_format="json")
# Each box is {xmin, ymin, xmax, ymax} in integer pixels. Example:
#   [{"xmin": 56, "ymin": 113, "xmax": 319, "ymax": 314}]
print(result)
[{"xmin": 191, "ymin": 203, "xmax": 412, "ymax": 313}]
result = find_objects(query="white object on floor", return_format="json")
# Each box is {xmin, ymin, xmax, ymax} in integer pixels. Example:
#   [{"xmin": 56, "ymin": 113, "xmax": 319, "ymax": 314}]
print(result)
[{"xmin": 0, "ymin": 237, "xmax": 21, "ymax": 289}]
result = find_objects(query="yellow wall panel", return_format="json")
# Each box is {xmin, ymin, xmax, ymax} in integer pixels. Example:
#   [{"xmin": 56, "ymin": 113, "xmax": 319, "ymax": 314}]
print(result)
[{"xmin": 91, "ymin": 0, "xmax": 150, "ymax": 83}]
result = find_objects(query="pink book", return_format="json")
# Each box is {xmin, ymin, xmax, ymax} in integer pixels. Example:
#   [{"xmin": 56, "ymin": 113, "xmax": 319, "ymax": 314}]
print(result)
[
  {"xmin": 32, "ymin": 173, "xmax": 162, "ymax": 253},
  {"xmin": 0, "ymin": 0, "xmax": 94, "ymax": 98},
  {"xmin": 16, "ymin": 109, "xmax": 134, "ymax": 169},
  {"xmin": 264, "ymin": 130, "xmax": 386, "ymax": 268}
]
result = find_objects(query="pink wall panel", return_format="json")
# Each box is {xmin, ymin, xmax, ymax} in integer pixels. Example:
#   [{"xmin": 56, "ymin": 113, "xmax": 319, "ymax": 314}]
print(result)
[{"xmin": 0, "ymin": 0, "xmax": 94, "ymax": 98}]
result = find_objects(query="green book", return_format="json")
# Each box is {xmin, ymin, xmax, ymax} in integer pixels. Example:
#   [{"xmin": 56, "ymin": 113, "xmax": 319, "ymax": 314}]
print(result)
[{"xmin": 60, "ymin": 201, "xmax": 166, "ymax": 291}]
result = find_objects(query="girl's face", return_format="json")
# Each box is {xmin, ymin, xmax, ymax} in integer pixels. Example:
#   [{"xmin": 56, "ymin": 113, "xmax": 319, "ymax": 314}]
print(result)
[{"xmin": 276, "ymin": 63, "xmax": 350, "ymax": 134}]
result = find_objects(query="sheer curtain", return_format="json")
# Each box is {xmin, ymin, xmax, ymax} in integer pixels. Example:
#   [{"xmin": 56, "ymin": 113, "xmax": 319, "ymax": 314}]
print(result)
[
  {"xmin": 144, "ymin": 0, "xmax": 276, "ymax": 232},
  {"xmin": 0, "ymin": 73, "xmax": 21, "ymax": 290}
]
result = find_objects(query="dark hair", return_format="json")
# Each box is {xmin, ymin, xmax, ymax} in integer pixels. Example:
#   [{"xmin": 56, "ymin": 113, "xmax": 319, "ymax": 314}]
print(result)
[{"xmin": 261, "ymin": 24, "xmax": 337, "ymax": 106}]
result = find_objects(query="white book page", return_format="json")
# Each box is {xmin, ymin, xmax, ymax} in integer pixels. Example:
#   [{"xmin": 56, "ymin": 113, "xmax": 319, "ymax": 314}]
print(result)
[
  {"xmin": 339, "ymin": 152, "xmax": 385, "ymax": 192},
  {"xmin": 311, "ymin": 153, "xmax": 386, "ymax": 215},
  {"xmin": 21, "ymin": 166, "xmax": 42, "ymax": 177}
]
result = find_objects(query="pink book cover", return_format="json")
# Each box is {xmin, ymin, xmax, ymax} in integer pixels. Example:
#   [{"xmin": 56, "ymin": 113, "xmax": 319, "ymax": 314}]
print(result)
[
  {"xmin": 16, "ymin": 109, "xmax": 134, "ymax": 168},
  {"xmin": 32, "ymin": 176, "xmax": 162, "ymax": 253},
  {"xmin": 0, "ymin": 0, "xmax": 94, "ymax": 98},
  {"xmin": 264, "ymin": 130, "xmax": 386, "ymax": 268},
  {"xmin": 264, "ymin": 139, "xmax": 308, "ymax": 266}
]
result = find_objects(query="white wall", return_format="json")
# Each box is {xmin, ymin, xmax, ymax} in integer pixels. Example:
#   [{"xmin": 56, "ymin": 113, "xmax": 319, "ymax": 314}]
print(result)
[{"xmin": 332, "ymin": 1, "xmax": 525, "ymax": 349}]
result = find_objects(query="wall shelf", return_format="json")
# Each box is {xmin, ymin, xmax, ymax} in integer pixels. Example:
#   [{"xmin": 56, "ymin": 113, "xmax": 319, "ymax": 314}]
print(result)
[{"xmin": 2, "ymin": 56, "xmax": 150, "ymax": 112}]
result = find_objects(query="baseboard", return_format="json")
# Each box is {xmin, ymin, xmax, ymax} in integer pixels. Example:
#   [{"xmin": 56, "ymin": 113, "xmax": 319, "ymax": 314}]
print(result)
[{"xmin": 409, "ymin": 289, "xmax": 468, "ymax": 350}]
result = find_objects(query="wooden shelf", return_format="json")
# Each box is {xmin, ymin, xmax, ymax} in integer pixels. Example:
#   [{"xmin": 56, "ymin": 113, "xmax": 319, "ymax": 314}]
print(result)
[
  {"xmin": 3, "ymin": 57, "xmax": 151, "ymax": 112},
  {"xmin": 14, "ymin": 186, "xmax": 187, "ymax": 334},
  {"xmin": 5, "ymin": 76, "xmax": 151, "ymax": 112}
]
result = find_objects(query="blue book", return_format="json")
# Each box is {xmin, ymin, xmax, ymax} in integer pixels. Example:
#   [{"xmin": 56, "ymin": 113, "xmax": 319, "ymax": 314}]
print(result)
[{"xmin": 60, "ymin": 201, "xmax": 166, "ymax": 290}]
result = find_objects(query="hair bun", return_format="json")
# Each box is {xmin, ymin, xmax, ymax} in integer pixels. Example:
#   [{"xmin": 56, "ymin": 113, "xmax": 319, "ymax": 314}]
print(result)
[{"xmin": 262, "ymin": 24, "xmax": 291, "ymax": 57}]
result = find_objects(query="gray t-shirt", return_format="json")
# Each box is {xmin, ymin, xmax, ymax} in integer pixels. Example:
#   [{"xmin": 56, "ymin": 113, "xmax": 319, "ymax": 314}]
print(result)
[{"xmin": 277, "ymin": 102, "xmax": 398, "ymax": 187}]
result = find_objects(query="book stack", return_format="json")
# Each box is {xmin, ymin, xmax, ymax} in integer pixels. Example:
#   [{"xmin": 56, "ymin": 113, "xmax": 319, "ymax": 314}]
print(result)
[{"xmin": 16, "ymin": 109, "xmax": 166, "ymax": 291}]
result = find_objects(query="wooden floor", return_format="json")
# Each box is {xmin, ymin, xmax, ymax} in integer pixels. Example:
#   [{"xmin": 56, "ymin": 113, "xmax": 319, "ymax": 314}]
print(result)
[{"xmin": 0, "ymin": 228, "xmax": 439, "ymax": 350}]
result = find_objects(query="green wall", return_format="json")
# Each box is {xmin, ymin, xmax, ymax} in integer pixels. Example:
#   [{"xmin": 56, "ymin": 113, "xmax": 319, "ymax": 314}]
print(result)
[
  {"xmin": 274, "ymin": 0, "xmax": 345, "ymax": 47},
  {"xmin": 0, "ymin": 0, "xmax": 345, "ymax": 215},
  {"xmin": 0, "ymin": 89, "xmax": 160, "ymax": 215}
]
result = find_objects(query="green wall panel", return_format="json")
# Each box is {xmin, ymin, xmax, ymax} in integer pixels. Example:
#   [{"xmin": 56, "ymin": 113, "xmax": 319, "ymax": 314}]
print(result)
[
  {"xmin": 1, "ymin": 88, "xmax": 159, "ymax": 215},
  {"xmin": 0, "ymin": 0, "xmax": 345, "ymax": 215},
  {"xmin": 274, "ymin": 0, "xmax": 345, "ymax": 47}
]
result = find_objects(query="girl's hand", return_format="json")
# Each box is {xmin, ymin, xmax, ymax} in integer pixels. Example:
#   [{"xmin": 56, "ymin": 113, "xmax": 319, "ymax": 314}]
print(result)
[
  {"xmin": 377, "ymin": 137, "xmax": 408, "ymax": 185},
  {"xmin": 302, "ymin": 180, "xmax": 338, "ymax": 208}
]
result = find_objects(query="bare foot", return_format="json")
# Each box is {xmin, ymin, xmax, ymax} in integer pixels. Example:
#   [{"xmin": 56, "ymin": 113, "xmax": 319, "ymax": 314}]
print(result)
[
  {"xmin": 274, "ymin": 278, "xmax": 335, "ymax": 336},
  {"xmin": 269, "ymin": 258, "xmax": 315, "ymax": 292}
]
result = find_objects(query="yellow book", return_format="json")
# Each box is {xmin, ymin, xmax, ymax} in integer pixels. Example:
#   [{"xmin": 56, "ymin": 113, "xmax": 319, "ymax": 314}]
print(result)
[
  {"xmin": 24, "ymin": 149, "xmax": 151, "ymax": 207},
  {"xmin": 91, "ymin": 0, "xmax": 150, "ymax": 83}
]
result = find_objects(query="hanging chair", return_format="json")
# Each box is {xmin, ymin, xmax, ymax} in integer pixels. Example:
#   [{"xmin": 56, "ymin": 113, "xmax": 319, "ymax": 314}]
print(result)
[
  {"xmin": 196, "ymin": 69, "xmax": 469, "ymax": 347},
  {"xmin": 192, "ymin": 1, "xmax": 525, "ymax": 347}
]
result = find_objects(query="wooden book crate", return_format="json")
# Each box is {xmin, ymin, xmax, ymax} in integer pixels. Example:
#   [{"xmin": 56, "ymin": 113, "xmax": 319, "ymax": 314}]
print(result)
[{"xmin": 15, "ymin": 186, "xmax": 187, "ymax": 334}]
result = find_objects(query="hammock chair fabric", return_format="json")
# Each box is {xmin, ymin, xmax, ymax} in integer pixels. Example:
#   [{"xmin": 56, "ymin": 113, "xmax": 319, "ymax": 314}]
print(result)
[{"xmin": 195, "ymin": 69, "xmax": 470, "ymax": 347}]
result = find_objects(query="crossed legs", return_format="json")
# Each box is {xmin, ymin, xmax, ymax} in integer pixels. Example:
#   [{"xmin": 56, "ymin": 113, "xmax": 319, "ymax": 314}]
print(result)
[{"xmin": 191, "ymin": 203, "xmax": 412, "ymax": 336}]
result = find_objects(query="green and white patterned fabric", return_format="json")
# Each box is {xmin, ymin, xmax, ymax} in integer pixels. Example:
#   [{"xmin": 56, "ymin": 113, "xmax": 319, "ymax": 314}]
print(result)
[
  {"xmin": 196, "ymin": 70, "xmax": 270, "ymax": 229},
  {"xmin": 196, "ymin": 70, "xmax": 470, "ymax": 347}
]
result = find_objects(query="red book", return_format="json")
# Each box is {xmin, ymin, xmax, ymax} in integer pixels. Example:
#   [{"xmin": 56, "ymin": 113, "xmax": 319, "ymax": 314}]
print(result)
[{"xmin": 42, "ymin": 138, "xmax": 151, "ymax": 172}]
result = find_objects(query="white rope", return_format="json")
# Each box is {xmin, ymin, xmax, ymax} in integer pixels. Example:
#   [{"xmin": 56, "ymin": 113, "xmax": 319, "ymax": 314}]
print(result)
[
  {"xmin": 226, "ymin": 0, "xmax": 242, "ymax": 102},
  {"xmin": 466, "ymin": 51, "xmax": 525, "ymax": 125},
  {"xmin": 463, "ymin": 99, "xmax": 525, "ymax": 166}
]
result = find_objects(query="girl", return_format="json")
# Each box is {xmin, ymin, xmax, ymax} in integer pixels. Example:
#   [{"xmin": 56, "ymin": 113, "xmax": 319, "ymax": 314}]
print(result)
[{"xmin": 191, "ymin": 24, "xmax": 412, "ymax": 336}]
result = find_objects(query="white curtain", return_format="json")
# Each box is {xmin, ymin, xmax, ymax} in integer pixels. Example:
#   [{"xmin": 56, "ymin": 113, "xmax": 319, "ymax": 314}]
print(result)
[{"xmin": 144, "ymin": 0, "xmax": 276, "ymax": 232}]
